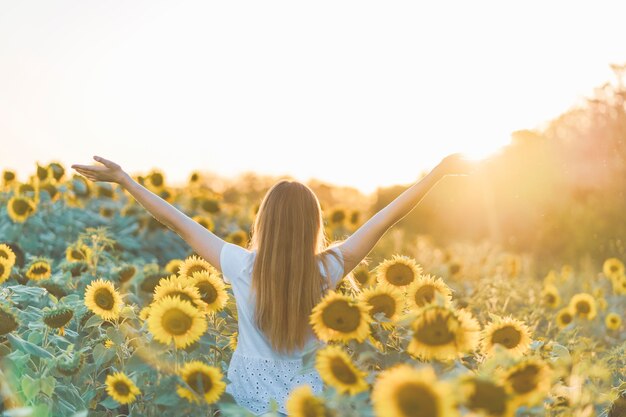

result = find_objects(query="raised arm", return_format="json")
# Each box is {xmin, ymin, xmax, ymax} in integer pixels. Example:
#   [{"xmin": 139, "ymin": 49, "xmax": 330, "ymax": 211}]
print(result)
[
  {"xmin": 336, "ymin": 154, "xmax": 475, "ymax": 274},
  {"xmin": 72, "ymin": 156, "xmax": 226, "ymax": 271}
]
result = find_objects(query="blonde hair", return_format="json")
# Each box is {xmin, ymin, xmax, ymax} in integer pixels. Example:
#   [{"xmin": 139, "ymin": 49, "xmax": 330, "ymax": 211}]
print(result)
[{"xmin": 249, "ymin": 180, "xmax": 337, "ymax": 355}]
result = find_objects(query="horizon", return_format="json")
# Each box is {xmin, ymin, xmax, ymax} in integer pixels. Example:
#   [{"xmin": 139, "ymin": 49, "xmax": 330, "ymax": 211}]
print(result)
[{"xmin": 1, "ymin": 1, "xmax": 625, "ymax": 194}]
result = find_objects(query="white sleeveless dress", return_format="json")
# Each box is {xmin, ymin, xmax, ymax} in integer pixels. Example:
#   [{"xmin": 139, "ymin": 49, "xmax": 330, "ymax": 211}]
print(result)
[{"xmin": 219, "ymin": 243, "xmax": 345, "ymax": 415}]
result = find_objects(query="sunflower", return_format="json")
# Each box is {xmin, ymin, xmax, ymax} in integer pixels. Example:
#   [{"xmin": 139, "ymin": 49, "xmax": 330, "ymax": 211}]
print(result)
[
  {"xmin": 285, "ymin": 385, "xmax": 328, "ymax": 417},
  {"xmin": 117, "ymin": 264, "xmax": 137, "ymax": 283},
  {"xmin": 56, "ymin": 352, "xmax": 85, "ymax": 376},
  {"xmin": 25, "ymin": 258, "xmax": 52, "ymax": 281},
  {"xmin": 406, "ymin": 274, "xmax": 453, "ymax": 309},
  {"xmin": 372, "ymin": 364, "xmax": 457, "ymax": 417},
  {"xmin": 178, "ymin": 255, "xmax": 217, "ymax": 280},
  {"xmin": 48, "ymin": 161, "xmax": 65, "ymax": 181},
  {"xmin": 2, "ymin": 169, "xmax": 16, "ymax": 187},
  {"xmin": 176, "ymin": 360, "xmax": 225, "ymax": 404},
  {"xmin": 605, "ymin": 313, "xmax": 622, "ymax": 331},
  {"xmin": 328, "ymin": 207, "xmax": 347, "ymax": 227},
  {"xmin": 555, "ymin": 308, "xmax": 574, "ymax": 329},
  {"xmin": 43, "ymin": 307, "xmax": 74, "ymax": 335},
  {"xmin": 146, "ymin": 169, "xmax": 166, "ymax": 190},
  {"xmin": 540, "ymin": 284, "xmax": 560, "ymax": 309},
  {"xmin": 359, "ymin": 283, "xmax": 404, "ymax": 329},
  {"xmin": 376, "ymin": 255, "xmax": 422, "ymax": 288},
  {"xmin": 480, "ymin": 317, "xmax": 532, "ymax": 357},
  {"xmin": 188, "ymin": 270, "xmax": 229, "ymax": 313},
  {"xmin": 459, "ymin": 375, "xmax": 515, "ymax": 417},
  {"xmin": 7, "ymin": 196, "xmax": 37, "ymax": 223},
  {"xmin": 560, "ymin": 264, "xmax": 573, "ymax": 281},
  {"xmin": 226, "ymin": 230, "xmax": 248, "ymax": 247},
  {"xmin": 0, "ymin": 304, "xmax": 19, "ymax": 335},
  {"xmin": 139, "ymin": 306, "xmax": 151, "ymax": 321},
  {"xmin": 229, "ymin": 331, "xmax": 238, "ymax": 351},
  {"xmin": 0, "ymin": 259, "xmax": 11, "ymax": 284},
  {"xmin": 351, "ymin": 264, "xmax": 374, "ymax": 287},
  {"xmin": 192, "ymin": 215, "xmax": 215, "ymax": 232},
  {"xmin": 65, "ymin": 243, "xmax": 92, "ymax": 263},
  {"xmin": 147, "ymin": 296, "xmax": 208, "ymax": 348},
  {"xmin": 500, "ymin": 357, "xmax": 552, "ymax": 406},
  {"xmin": 568, "ymin": 293, "xmax": 597, "ymax": 320},
  {"xmin": 199, "ymin": 197, "xmax": 220, "ymax": 214},
  {"xmin": 0, "ymin": 243, "xmax": 16, "ymax": 268},
  {"xmin": 153, "ymin": 274, "xmax": 208, "ymax": 311},
  {"xmin": 310, "ymin": 291, "xmax": 371, "ymax": 343},
  {"xmin": 603, "ymin": 258, "xmax": 625, "ymax": 279},
  {"xmin": 105, "ymin": 372, "xmax": 141, "ymax": 404},
  {"xmin": 165, "ymin": 259, "xmax": 184, "ymax": 275},
  {"xmin": 36, "ymin": 163, "xmax": 54, "ymax": 183},
  {"xmin": 84, "ymin": 279, "xmax": 123, "ymax": 320},
  {"xmin": 407, "ymin": 305, "xmax": 480, "ymax": 361},
  {"xmin": 315, "ymin": 345, "xmax": 368, "ymax": 395}
]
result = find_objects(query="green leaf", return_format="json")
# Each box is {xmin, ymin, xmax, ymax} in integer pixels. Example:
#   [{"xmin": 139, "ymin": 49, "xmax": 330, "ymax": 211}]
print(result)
[
  {"xmin": 7, "ymin": 333, "xmax": 54, "ymax": 359},
  {"xmin": 71, "ymin": 412, "xmax": 89, "ymax": 417},
  {"xmin": 83, "ymin": 314, "xmax": 103, "ymax": 328},
  {"xmin": 92, "ymin": 343, "xmax": 115, "ymax": 367},
  {"xmin": 21, "ymin": 374, "xmax": 40, "ymax": 400},
  {"xmin": 99, "ymin": 396, "xmax": 119, "ymax": 409},
  {"xmin": 106, "ymin": 326, "xmax": 125, "ymax": 345},
  {"xmin": 153, "ymin": 390, "xmax": 180, "ymax": 406},
  {"xmin": 40, "ymin": 376, "xmax": 56, "ymax": 396}
]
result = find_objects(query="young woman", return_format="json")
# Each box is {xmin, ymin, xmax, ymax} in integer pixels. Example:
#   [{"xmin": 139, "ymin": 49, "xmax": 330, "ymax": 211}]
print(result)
[{"xmin": 71, "ymin": 154, "xmax": 473, "ymax": 416}]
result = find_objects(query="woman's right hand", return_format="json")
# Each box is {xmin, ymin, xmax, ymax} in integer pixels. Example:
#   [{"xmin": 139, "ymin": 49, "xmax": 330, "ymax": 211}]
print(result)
[{"xmin": 71, "ymin": 156, "xmax": 129, "ymax": 184}]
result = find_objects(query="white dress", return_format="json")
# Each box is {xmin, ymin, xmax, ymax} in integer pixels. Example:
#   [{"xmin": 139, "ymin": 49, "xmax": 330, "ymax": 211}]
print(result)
[{"xmin": 219, "ymin": 242, "xmax": 345, "ymax": 415}]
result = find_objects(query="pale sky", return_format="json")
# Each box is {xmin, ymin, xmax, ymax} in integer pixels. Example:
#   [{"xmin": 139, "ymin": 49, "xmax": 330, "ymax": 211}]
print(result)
[{"xmin": 1, "ymin": 1, "xmax": 625, "ymax": 194}]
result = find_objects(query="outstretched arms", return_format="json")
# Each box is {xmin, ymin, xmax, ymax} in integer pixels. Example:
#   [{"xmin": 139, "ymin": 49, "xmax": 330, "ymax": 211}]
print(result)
[
  {"xmin": 335, "ymin": 154, "xmax": 475, "ymax": 275},
  {"xmin": 72, "ymin": 156, "xmax": 226, "ymax": 271}
]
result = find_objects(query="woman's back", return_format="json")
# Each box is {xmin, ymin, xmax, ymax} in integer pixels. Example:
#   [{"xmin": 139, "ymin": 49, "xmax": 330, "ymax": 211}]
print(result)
[{"xmin": 220, "ymin": 242, "xmax": 344, "ymax": 415}]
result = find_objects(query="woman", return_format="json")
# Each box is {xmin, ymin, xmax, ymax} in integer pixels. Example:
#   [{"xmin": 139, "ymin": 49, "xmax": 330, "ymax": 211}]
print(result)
[{"xmin": 71, "ymin": 154, "xmax": 473, "ymax": 415}]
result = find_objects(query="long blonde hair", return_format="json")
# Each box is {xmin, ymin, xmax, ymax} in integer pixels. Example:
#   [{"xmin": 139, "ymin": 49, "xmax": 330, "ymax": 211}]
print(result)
[{"xmin": 249, "ymin": 180, "xmax": 335, "ymax": 355}]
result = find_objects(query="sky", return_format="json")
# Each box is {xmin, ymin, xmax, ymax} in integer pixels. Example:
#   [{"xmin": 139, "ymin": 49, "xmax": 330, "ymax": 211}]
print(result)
[{"xmin": 1, "ymin": 1, "xmax": 625, "ymax": 194}]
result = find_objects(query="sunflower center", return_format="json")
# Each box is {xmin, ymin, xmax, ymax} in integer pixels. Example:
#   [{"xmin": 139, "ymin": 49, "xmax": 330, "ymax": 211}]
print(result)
[
  {"xmin": 575, "ymin": 301, "xmax": 590, "ymax": 314},
  {"xmin": 507, "ymin": 364, "xmax": 539, "ymax": 394},
  {"xmin": 395, "ymin": 382, "xmax": 438, "ymax": 417},
  {"xmin": 321, "ymin": 299, "xmax": 361, "ymax": 333},
  {"xmin": 165, "ymin": 290, "xmax": 195, "ymax": 305},
  {"xmin": 415, "ymin": 285, "xmax": 436, "ymax": 307},
  {"xmin": 150, "ymin": 173, "xmax": 164, "ymax": 187},
  {"xmin": 196, "ymin": 282, "xmax": 218, "ymax": 304},
  {"xmin": 71, "ymin": 249, "xmax": 85, "ymax": 260},
  {"xmin": 187, "ymin": 371, "xmax": 213, "ymax": 394},
  {"xmin": 545, "ymin": 294, "xmax": 556, "ymax": 304},
  {"xmin": 467, "ymin": 380, "xmax": 508, "ymax": 415},
  {"xmin": 119, "ymin": 267, "xmax": 136, "ymax": 282},
  {"xmin": 94, "ymin": 288, "xmax": 115, "ymax": 310},
  {"xmin": 31, "ymin": 265, "xmax": 49, "ymax": 275},
  {"xmin": 560, "ymin": 312, "xmax": 572, "ymax": 324},
  {"xmin": 491, "ymin": 325, "xmax": 522, "ymax": 349},
  {"xmin": 367, "ymin": 294, "xmax": 396, "ymax": 319},
  {"xmin": 12, "ymin": 199, "xmax": 33, "ymax": 215},
  {"xmin": 414, "ymin": 314, "xmax": 455, "ymax": 346},
  {"xmin": 187, "ymin": 265, "xmax": 207, "ymax": 277},
  {"xmin": 609, "ymin": 265, "xmax": 619, "ymax": 273},
  {"xmin": 386, "ymin": 264, "xmax": 415, "ymax": 286},
  {"xmin": 302, "ymin": 396, "xmax": 324, "ymax": 417},
  {"xmin": 329, "ymin": 357, "xmax": 357, "ymax": 384},
  {"xmin": 353, "ymin": 270, "xmax": 369, "ymax": 285},
  {"xmin": 161, "ymin": 308, "xmax": 193, "ymax": 335},
  {"xmin": 113, "ymin": 381, "xmax": 131, "ymax": 396},
  {"xmin": 0, "ymin": 310, "xmax": 19, "ymax": 335},
  {"xmin": 0, "ymin": 264, "xmax": 5, "ymax": 275}
]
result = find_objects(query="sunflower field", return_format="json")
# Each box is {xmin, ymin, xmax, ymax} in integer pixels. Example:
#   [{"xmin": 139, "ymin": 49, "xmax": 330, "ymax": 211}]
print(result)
[{"xmin": 0, "ymin": 162, "xmax": 625, "ymax": 417}]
